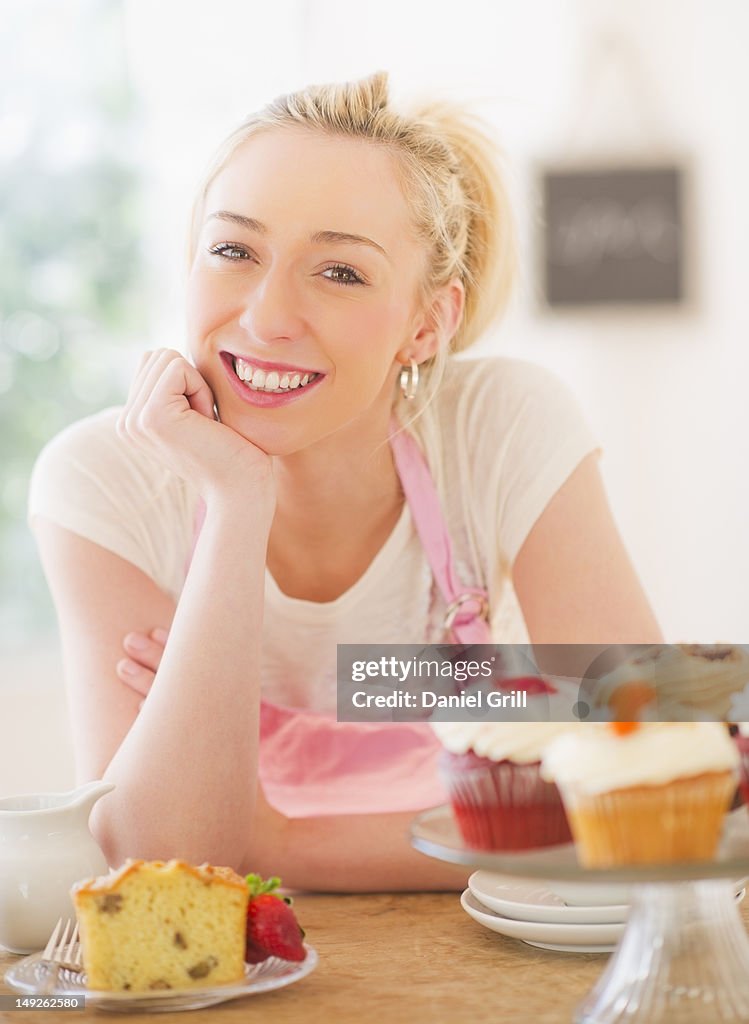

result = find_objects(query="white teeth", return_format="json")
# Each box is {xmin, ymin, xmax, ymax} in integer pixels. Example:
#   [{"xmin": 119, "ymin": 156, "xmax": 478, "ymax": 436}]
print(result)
[{"xmin": 233, "ymin": 357, "xmax": 319, "ymax": 394}]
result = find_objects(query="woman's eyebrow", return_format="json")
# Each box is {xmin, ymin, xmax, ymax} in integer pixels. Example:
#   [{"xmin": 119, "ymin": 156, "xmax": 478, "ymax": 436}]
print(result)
[{"xmin": 207, "ymin": 210, "xmax": 389, "ymax": 260}]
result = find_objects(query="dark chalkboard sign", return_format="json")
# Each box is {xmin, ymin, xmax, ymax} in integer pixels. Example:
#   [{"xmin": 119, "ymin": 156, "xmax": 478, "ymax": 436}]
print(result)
[{"xmin": 540, "ymin": 165, "xmax": 685, "ymax": 307}]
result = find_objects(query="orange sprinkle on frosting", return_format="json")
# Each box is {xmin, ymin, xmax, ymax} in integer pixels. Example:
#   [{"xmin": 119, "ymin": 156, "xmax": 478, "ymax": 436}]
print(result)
[{"xmin": 609, "ymin": 720, "xmax": 640, "ymax": 736}]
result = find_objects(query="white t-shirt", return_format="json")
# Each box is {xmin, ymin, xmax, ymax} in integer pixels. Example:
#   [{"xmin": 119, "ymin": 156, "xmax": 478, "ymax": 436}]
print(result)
[{"xmin": 28, "ymin": 356, "xmax": 599, "ymax": 715}]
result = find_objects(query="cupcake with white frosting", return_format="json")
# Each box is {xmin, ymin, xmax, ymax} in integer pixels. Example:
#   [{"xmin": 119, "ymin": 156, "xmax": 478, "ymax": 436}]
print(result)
[
  {"xmin": 431, "ymin": 683, "xmax": 579, "ymax": 850},
  {"xmin": 541, "ymin": 721, "xmax": 739, "ymax": 867}
]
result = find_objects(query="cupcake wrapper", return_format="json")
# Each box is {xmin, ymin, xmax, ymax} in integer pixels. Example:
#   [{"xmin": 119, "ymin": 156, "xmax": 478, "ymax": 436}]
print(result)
[
  {"xmin": 559, "ymin": 771, "xmax": 736, "ymax": 868},
  {"xmin": 441, "ymin": 758, "xmax": 572, "ymax": 851}
]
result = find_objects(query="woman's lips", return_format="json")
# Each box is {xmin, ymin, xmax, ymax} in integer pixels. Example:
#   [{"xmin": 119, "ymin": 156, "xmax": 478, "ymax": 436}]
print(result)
[
  {"xmin": 221, "ymin": 350, "xmax": 323, "ymax": 375},
  {"xmin": 219, "ymin": 351, "xmax": 326, "ymax": 408}
]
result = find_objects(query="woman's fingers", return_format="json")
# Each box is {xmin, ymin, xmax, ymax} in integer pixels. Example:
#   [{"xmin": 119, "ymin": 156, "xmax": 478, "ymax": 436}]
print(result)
[
  {"xmin": 116, "ymin": 658, "xmax": 154, "ymax": 697},
  {"xmin": 117, "ymin": 348, "xmax": 162, "ymax": 437},
  {"xmin": 120, "ymin": 351, "xmax": 216, "ymax": 447},
  {"xmin": 122, "ymin": 349, "xmax": 181, "ymax": 437},
  {"xmin": 127, "ymin": 349, "xmax": 155, "ymax": 402},
  {"xmin": 123, "ymin": 629, "xmax": 167, "ymax": 673},
  {"xmin": 164, "ymin": 357, "xmax": 217, "ymax": 421},
  {"xmin": 148, "ymin": 355, "xmax": 216, "ymax": 422},
  {"xmin": 118, "ymin": 626, "xmax": 168, "ymax": 701},
  {"xmin": 115, "ymin": 345, "xmax": 274, "ymax": 502}
]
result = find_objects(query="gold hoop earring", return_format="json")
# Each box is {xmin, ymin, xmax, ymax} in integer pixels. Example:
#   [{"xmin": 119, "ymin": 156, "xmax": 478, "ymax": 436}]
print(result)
[{"xmin": 399, "ymin": 358, "xmax": 420, "ymax": 400}]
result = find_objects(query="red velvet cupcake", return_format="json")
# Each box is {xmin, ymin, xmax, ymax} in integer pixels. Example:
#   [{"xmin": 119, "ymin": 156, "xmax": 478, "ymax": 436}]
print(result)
[{"xmin": 431, "ymin": 680, "xmax": 576, "ymax": 851}]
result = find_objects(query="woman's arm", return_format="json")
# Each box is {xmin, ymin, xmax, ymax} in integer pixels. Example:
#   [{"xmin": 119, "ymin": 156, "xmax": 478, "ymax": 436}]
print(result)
[
  {"xmin": 512, "ymin": 451, "xmax": 663, "ymax": 650},
  {"xmin": 115, "ymin": 632, "xmax": 468, "ymax": 891},
  {"xmin": 32, "ymin": 350, "xmax": 276, "ymax": 869},
  {"xmin": 34, "ymin": 500, "xmax": 271, "ymax": 869},
  {"xmin": 247, "ymin": 789, "xmax": 469, "ymax": 892}
]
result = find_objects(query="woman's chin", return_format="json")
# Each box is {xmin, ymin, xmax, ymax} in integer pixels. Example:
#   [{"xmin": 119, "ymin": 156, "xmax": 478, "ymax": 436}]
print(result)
[{"xmin": 220, "ymin": 417, "xmax": 309, "ymax": 458}]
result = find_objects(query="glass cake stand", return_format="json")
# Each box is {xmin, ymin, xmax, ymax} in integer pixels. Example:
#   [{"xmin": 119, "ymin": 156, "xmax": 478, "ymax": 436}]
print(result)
[{"xmin": 411, "ymin": 806, "xmax": 749, "ymax": 1023}]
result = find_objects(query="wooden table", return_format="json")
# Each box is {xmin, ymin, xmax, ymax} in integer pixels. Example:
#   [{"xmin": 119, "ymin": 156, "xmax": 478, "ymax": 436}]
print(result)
[{"xmin": 4, "ymin": 892, "xmax": 749, "ymax": 1024}]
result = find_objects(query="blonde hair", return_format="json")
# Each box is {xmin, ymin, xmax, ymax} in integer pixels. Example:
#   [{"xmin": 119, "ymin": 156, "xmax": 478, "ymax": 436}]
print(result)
[{"xmin": 188, "ymin": 71, "xmax": 517, "ymax": 417}]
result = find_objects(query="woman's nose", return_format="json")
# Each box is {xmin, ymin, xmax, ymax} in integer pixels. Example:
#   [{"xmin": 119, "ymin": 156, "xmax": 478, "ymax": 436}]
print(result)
[{"xmin": 238, "ymin": 266, "xmax": 306, "ymax": 344}]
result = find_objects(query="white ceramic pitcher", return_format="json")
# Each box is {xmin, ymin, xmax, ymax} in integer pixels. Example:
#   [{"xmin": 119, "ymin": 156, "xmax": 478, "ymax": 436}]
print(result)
[{"xmin": 0, "ymin": 780, "xmax": 114, "ymax": 952}]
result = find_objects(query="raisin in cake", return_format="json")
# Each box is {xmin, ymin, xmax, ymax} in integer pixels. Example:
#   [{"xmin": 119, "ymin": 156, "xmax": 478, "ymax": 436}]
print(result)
[{"xmin": 72, "ymin": 859, "xmax": 248, "ymax": 992}]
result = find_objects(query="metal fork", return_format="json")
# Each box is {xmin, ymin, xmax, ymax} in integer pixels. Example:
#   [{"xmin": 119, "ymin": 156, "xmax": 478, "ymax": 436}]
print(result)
[{"xmin": 41, "ymin": 917, "xmax": 83, "ymax": 973}]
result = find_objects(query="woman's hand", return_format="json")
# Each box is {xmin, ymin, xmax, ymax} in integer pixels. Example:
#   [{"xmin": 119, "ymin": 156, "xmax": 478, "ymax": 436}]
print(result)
[
  {"xmin": 117, "ymin": 349, "xmax": 274, "ymax": 506},
  {"xmin": 116, "ymin": 626, "xmax": 168, "ymax": 706}
]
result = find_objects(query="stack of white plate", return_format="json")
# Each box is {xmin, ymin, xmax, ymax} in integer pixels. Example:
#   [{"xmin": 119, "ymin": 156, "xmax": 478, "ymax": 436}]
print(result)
[
  {"xmin": 461, "ymin": 872, "xmax": 628, "ymax": 953},
  {"xmin": 462, "ymin": 872, "xmax": 747, "ymax": 953}
]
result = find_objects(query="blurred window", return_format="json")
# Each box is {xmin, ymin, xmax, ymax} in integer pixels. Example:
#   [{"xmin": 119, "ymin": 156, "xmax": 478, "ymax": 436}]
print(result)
[{"xmin": 0, "ymin": 0, "xmax": 148, "ymax": 660}]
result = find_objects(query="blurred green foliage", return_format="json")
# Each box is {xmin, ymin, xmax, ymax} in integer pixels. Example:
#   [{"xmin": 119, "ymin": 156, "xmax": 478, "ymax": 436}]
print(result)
[{"xmin": 0, "ymin": 0, "xmax": 149, "ymax": 645}]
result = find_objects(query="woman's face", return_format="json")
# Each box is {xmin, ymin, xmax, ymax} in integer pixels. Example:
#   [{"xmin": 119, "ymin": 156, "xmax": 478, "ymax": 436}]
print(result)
[{"xmin": 187, "ymin": 128, "xmax": 430, "ymax": 456}]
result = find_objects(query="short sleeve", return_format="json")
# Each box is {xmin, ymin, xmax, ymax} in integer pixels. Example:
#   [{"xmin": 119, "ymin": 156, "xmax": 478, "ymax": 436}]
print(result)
[
  {"xmin": 27, "ymin": 407, "xmax": 197, "ymax": 601},
  {"xmin": 428, "ymin": 358, "xmax": 601, "ymax": 575},
  {"xmin": 484, "ymin": 360, "xmax": 601, "ymax": 566}
]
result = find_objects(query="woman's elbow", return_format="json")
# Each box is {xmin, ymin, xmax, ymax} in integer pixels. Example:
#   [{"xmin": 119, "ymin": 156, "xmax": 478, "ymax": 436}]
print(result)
[{"xmin": 90, "ymin": 805, "xmax": 251, "ymax": 872}]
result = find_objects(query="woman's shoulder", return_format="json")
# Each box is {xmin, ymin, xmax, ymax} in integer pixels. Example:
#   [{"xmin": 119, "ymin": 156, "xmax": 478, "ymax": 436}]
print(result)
[
  {"xmin": 434, "ymin": 355, "xmax": 587, "ymax": 441},
  {"xmin": 29, "ymin": 406, "xmax": 194, "ymax": 519},
  {"xmin": 28, "ymin": 408, "xmax": 198, "ymax": 601},
  {"xmin": 440, "ymin": 354, "xmax": 573, "ymax": 407},
  {"xmin": 35, "ymin": 406, "xmax": 133, "ymax": 464}
]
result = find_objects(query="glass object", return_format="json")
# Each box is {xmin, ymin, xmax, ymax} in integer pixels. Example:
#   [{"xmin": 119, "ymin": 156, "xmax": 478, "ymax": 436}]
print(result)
[
  {"xmin": 5, "ymin": 948, "xmax": 318, "ymax": 1012},
  {"xmin": 412, "ymin": 806, "xmax": 749, "ymax": 1023}
]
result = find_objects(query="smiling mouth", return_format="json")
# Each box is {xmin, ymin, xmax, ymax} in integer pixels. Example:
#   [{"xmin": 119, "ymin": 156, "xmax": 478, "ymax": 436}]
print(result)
[{"xmin": 229, "ymin": 354, "xmax": 323, "ymax": 394}]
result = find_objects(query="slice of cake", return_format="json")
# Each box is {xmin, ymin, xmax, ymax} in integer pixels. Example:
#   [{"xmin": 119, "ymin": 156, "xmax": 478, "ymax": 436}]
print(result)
[{"xmin": 72, "ymin": 859, "xmax": 248, "ymax": 992}]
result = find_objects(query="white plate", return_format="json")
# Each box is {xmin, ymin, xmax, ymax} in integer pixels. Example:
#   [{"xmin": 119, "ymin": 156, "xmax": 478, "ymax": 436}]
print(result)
[
  {"xmin": 546, "ymin": 879, "xmax": 633, "ymax": 907},
  {"xmin": 4, "ymin": 948, "xmax": 318, "ymax": 1012},
  {"xmin": 469, "ymin": 872, "xmax": 746, "ymax": 925},
  {"xmin": 461, "ymin": 890, "xmax": 621, "ymax": 953},
  {"xmin": 550, "ymin": 876, "xmax": 747, "ymax": 909},
  {"xmin": 468, "ymin": 872, "xmax": 628, "ymax": 924}
]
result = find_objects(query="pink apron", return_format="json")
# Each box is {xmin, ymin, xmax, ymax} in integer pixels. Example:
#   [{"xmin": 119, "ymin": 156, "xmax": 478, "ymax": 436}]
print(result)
[{"xmin": 189, "ymin": 419, "xmax": 492, "ymax": 818}]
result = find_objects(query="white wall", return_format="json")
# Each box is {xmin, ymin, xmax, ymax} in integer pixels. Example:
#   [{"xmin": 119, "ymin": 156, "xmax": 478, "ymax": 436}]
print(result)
[
  {"xmin": 0, "ymin": 649, "xmax": 75, "ymax": 796},
  {"xmin": 5, "ymin": 0, "xmax": 749, "ymax": 793}
]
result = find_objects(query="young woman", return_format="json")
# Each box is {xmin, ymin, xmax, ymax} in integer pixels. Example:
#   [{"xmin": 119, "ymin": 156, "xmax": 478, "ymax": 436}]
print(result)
[{"xmin": 28, "ymin": 72, "xmax": 661, "ymax": 890}]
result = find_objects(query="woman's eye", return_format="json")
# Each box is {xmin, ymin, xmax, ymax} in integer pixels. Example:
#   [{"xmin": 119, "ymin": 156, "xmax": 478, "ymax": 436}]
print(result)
[
  {"xmin": 321, "ymin": 264, "xmax": 365, "ymax": 286},
  {"xmin": 207, "ymin": 243, "xmax": 252, "ymax": 261}
]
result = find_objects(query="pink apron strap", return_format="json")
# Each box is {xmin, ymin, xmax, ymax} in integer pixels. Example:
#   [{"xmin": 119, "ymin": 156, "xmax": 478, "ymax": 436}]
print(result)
[{"xmin": 388, "ymin": 417, "xmax": 491, "ymax": 644}]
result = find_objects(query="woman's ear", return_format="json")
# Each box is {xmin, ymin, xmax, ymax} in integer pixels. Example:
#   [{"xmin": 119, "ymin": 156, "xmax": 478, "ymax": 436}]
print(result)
[{"xmin": 404, "ymin": 278, "xmax": 465, "ymax": 364}]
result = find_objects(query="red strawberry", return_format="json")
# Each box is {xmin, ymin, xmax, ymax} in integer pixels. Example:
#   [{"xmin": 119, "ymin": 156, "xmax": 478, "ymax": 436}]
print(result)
[
  {"xmin": 245, "ymin": 874, "xmax": 306, "ymax": 963},
  {"xmin": 244, "ymin": 932, "xmax": 271, "ymax": 964}
]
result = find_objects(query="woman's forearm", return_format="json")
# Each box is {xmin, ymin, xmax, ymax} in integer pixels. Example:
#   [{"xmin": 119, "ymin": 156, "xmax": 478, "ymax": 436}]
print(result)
[
  {"xmin": 92, "ymin": 494, "xmax": 274, "ymax": 868},
  {"xmin": 244, "ymin": 801, "xmax": 469, "ymax": 892}
]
